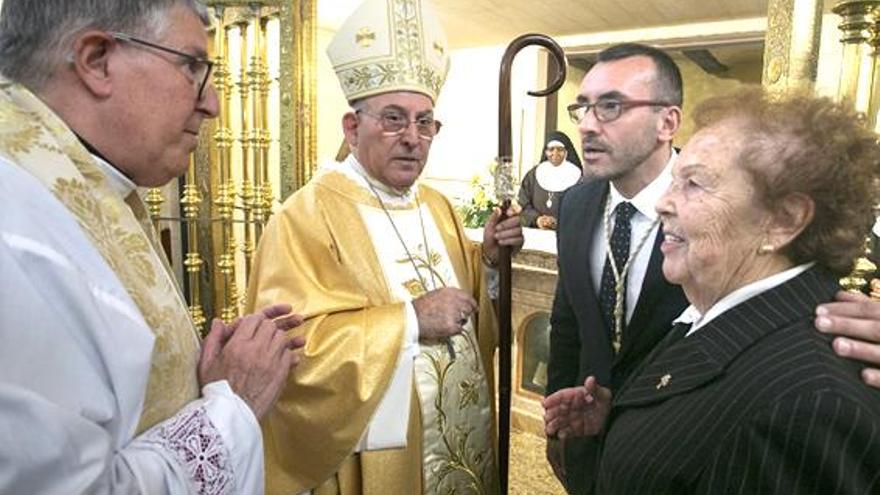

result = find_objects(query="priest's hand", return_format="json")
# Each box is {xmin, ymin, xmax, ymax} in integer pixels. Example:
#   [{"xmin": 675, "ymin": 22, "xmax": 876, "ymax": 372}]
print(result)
[
  {"xmin": 413, "ymin": 287, "xmax": 477, "ymax": 340},
  {"xmin": 198, "ymin": 304, "xmax": 306, "ymax": 419},
  {"xmin": 543, "ymin": 376, "xmax": 611, "ymax": 439},
  {"xmin": 482, "ymin": 204, "xmax": 524, "ymax": 267},
  {"xmin": 816, "ymin": 290, "xmax": 880, "ymax": 388}
]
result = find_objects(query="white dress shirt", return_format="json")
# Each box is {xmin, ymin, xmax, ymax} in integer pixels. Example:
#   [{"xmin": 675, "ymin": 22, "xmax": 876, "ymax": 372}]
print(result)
[
  {"xmin": 674, "ymin": 263, "xmax": 815, "ymax": 337},
  {"xmin": 590, "ymin": 150, "xmax": 676, "ymax": 324}
]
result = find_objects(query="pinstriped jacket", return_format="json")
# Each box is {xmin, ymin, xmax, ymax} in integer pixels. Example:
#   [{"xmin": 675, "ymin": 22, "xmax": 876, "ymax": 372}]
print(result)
[{"xmin": 596, "ymin": 266, "xmax": 880, "ymax": 494}]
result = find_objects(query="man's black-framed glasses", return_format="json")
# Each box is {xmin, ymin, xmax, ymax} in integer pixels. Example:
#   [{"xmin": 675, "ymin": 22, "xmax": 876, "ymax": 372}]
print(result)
[
  {"xmin": 356, "ymin": 109, "xmax": 442, "ymax": 140},
  {"xmin": 110, "ymin": 32, "xmax": 214, "ymax": 101},
  {"xmin": 567, "ymin": 99, "xmax": 671, "ymax": 124}
]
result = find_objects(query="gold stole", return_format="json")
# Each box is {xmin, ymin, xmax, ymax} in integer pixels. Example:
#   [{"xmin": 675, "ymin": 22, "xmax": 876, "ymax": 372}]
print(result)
[{"xmin": 0, "ymin": 79, "xmax": 200, "ymax": 434}]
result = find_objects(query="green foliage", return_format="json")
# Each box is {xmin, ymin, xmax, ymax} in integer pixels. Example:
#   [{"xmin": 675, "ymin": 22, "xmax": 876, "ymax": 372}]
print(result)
[{"xmin": 455, "ymin": 169, "xmax": 497, "ymax": 228}]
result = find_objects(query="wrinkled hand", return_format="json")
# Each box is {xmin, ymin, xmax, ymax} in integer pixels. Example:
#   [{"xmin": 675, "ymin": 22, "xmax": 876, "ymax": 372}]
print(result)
[
  {"xmin": 546, "ymin": 437, "xmax": 566, "ymax": 484},
  {"xmin": 198, "ymin": 304, "xmax": 306, "ymax": 419},
  {"xmin": 543, "ymin": 376, "xmax": 611, "ymax": 439},
  {"xmin": 816, "ymin": 290, "xmax": 880, "ymax": 388},
  {"xmin": 536, "ymin": 215, "xmax": 557, "ymax": 230},
  {"xmin": 482, "ymin": 204, "xmax": 524, "ymax": 266},
  {"xmin": 412, "ymin": 287, "xmax": 477, "ymax": 340}
]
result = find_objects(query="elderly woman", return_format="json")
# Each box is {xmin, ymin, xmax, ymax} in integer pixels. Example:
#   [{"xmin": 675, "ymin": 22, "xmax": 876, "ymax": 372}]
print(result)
[
  {"xmin": 544, "ymin": 88, "xmax": 880, "ymax": 493},
  {"xmin": 517, "ymin": 130, "xmax": 582, "ymax": 229}
]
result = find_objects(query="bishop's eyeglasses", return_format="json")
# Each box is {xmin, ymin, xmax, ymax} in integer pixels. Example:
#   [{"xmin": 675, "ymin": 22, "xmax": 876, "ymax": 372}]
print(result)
[
  {"xmin": 567, "ymin": 99, "xmax": 671, "ymax": 124},
  {"xmin": 110, "ymin": 32, "xmax": 214, "ymax": 101},
  {"xmin": 356, "ymin": 109, "xmax": 443, "ymax": 140}
]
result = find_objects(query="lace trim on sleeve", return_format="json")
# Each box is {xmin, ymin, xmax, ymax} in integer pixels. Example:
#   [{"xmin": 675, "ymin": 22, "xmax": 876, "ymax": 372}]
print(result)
[{"xmin": 144, "ymin": 406, "xmax": 234, "ymax": 495}]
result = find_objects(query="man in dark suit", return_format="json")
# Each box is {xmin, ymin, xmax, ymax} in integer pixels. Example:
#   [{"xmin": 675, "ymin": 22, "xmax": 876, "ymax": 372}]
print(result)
[{"xmin": 545, "ymin": 43, "xmax": 687, "ymax": 495}]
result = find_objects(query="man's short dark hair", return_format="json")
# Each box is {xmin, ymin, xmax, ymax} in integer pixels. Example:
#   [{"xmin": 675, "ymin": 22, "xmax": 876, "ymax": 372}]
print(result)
[{"xmin": 596, "ymin": 43, "xmax": 683, "ymax": 108}]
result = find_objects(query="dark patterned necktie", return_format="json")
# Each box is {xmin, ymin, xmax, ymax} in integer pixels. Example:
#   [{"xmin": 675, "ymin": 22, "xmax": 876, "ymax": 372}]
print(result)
[{"xmin": 599, "ymin": 201, "xmax": 636, "ymax": 344}]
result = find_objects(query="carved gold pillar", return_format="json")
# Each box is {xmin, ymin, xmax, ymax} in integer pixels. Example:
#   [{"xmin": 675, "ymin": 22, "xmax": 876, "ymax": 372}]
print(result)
[
  {"xmin": 762, "ymin": 0, "xmax": 824, "ymax": 92},
  {"xmin": 145, "ymin": 188, "xmax": 164, "ymax": 232},
  {"xmin": 832, "ymin": 1, "xmax": 880, "ymax": 293},
  {"xmin": 247, "ymin": 6, "xmax": 269, "ymax": 243},
  {"xmin": 237, "ymin": 18, "xmax": 256, "ymax": 283},
  {"xmin": 832, "ymin": 1, "xmax": 880, "ymax": 117},
  {"xmin": 181, "ymin": 155, "xmax": 207, "ymax": 333},
  {"xmin": 213, "ymin": 5, "xmax": 239, "ymax": 322},
  {"xmin": 188, "ymin": 0, "xmax": 313, "ymax": 323},
  {"xmin": 256, "ymin": 17, "xmax": 273, "ymax": 231}
]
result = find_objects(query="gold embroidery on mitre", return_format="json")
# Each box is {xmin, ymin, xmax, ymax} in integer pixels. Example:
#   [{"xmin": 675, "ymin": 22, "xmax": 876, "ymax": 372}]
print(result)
[
  {"xmin": 355, "ymin": 27, "xmax": 376, "ymax": 47},
  {"xmin": 327, "ymin": 0, "xmax": 450, "ymax": 102}
]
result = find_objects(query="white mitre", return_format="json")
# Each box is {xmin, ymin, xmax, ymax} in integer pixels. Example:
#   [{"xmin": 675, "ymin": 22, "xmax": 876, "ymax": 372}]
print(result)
[{"xmin": 327, "ymin": 0, "xmax": 450, "ymax": 103}]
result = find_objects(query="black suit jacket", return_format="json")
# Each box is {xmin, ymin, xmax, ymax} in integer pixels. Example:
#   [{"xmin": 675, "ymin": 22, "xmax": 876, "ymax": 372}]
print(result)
[
  {"xmin": 597, "ymin": 267, "xmax": 880, "ymax": 494},
  {"xmin": 548, "ymin": 179, "xmax": 688, "ymax": 395},
  {"xmin": 548, "ymin": 179, "xmax": 688, "ymax": 494}
]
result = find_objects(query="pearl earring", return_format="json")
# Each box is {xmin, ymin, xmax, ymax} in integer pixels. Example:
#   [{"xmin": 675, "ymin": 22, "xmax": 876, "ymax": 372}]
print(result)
[{"xmin": 758, "ymin": 243, "xmax": 775, "ymax": 254}]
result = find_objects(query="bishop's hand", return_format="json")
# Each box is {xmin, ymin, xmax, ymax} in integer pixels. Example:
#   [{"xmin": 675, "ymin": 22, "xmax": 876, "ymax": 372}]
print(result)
[
  {"xmin": 413, "ymin": 287, "xmax": 477, "ymax": 340},
  {"xmin": 482, "ymin": 204, "xmax": 524, "ymax": 266}
]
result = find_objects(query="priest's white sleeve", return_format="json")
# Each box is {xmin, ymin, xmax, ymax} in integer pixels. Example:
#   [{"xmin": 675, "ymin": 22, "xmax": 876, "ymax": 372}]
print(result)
[
  {"xmin": 0, "ymin": 159, "xmax": 264, "ymax": 494},
  {"xmin": 354, "ymin": 302, "xmax": 419, "ymax": 451}
]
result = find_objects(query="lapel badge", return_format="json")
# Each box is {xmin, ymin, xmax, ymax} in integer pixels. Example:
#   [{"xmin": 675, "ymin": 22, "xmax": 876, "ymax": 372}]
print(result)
[{"xmin": 656, "ymin": 373, "xmax": 672, "ymax": 390}]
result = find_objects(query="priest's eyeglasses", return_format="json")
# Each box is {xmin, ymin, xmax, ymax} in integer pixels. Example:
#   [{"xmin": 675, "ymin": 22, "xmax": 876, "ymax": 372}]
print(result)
[
  {"xmin": 356, "ymin": 109, "xmax": 442, "ymax": 140},
  {"xmin": 110, "ymin": 32, "xmax": 214, "ymax": 101},
  {"xmin": 567, "ymin": 99, "xmax": 671, "ymax": 124}
]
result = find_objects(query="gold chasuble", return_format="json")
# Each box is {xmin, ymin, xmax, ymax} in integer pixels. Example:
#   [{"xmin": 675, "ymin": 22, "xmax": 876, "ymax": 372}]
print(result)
[
  {"xmin": 0, "ymin": 79, "xmax": 200, "ymax": 433},
  {"xmin": 246, "ymin": 158, "xmax": 498, "ymax": 494}
]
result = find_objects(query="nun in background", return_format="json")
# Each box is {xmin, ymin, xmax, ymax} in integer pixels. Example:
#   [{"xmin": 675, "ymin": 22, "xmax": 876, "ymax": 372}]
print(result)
[{"xmin": 518, "ymin": 131, "xmax": 582, "ymax": 229}]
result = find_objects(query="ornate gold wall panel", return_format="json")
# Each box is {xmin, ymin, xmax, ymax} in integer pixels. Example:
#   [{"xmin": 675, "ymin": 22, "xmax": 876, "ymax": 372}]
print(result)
[
  {"xmin": 282, "ymin": 0, "xmax": 317, "ymax": 197},
  {"xmin": 762, "ymin": 0, "xmax": 823, "ymax": 91}
]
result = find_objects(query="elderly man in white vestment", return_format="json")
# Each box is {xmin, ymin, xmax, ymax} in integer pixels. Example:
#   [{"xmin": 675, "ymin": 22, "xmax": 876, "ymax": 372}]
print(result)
[
  {"xmin": 245, "ymin": 0, "xmax": 524, "ymax": 493},
  {"xmin": 0, "ymin": 0, "xmax": 307, "ymax": 493}
]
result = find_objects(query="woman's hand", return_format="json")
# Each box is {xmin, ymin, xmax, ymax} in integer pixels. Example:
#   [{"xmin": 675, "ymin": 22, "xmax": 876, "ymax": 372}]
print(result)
[
  {"xmin": 542, "ymin": 376, "xmax": 612, "ymax": 439},
  {"xmin": 536, "ymin": 215, "xmax": 557, "ymax": 230}
]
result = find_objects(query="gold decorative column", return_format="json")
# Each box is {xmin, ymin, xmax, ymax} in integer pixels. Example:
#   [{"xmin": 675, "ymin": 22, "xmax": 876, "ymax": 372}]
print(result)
[
  {"xmin": 237, "ymin": 17, "xmax": 256, "ymax": 279},
  {"xmin": 256, "ymin": 16, "xmax": 273, "ymax": 232},
  {"xmin": 762, "ymin": 0, "xmax": 824, "ymax": 92},
  {"xmin": 832, "ymin": 1, "xmax": 880, "ymax": 293},
  {"xmin": 145, "ymin": 188, "xmax": 164, "ymax": 232},
  {"xmin": 247, "ymin": 5, "xmax": 270, "ymax": 242},
  {"xmin": 169, "ymin": 0, "xmax": 316, "ymax": 324},
  {"xmin": 213, "ymin": 4, "xmax": 240, "ymax": 322},
  {"xmin": 181, "ymin": 155, "xmax": 207, "ymax": 333},
  {"xmin": 832, "ymin": 1, "xmax": 880, "ymax": 117}
]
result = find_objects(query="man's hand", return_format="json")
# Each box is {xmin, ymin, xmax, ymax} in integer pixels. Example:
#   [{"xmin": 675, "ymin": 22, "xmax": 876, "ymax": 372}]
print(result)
[
  {"xmin": 198, "ymin": 304, "xmax": 306, "ymax": 419},
  {"xmin": 546, "ymin": 437, "xmax": 566, "ymax": 484},
  {"xmin": 536, "ymin": 215, "xmax": 557, "ymax": 230},
  {"xmin": 412, "ymin": 287, "xmax": 477, "ymax": 340},
  {"xmin": 816, "ymin": 291, "xmax": 880, "ymax": 388},
  {"xmin": 542, "ymin": 376, "xmax": 611, "ymax": 439},
  {"xmin": 482, "ymin": 204, "xmax": 524, "ymax": 266}
]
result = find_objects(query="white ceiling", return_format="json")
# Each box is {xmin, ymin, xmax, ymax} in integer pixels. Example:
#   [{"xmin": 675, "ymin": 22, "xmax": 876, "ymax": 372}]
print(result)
[{"xmin": 319, "ymin": 0, "xmax": 771, "ymax": 48}]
